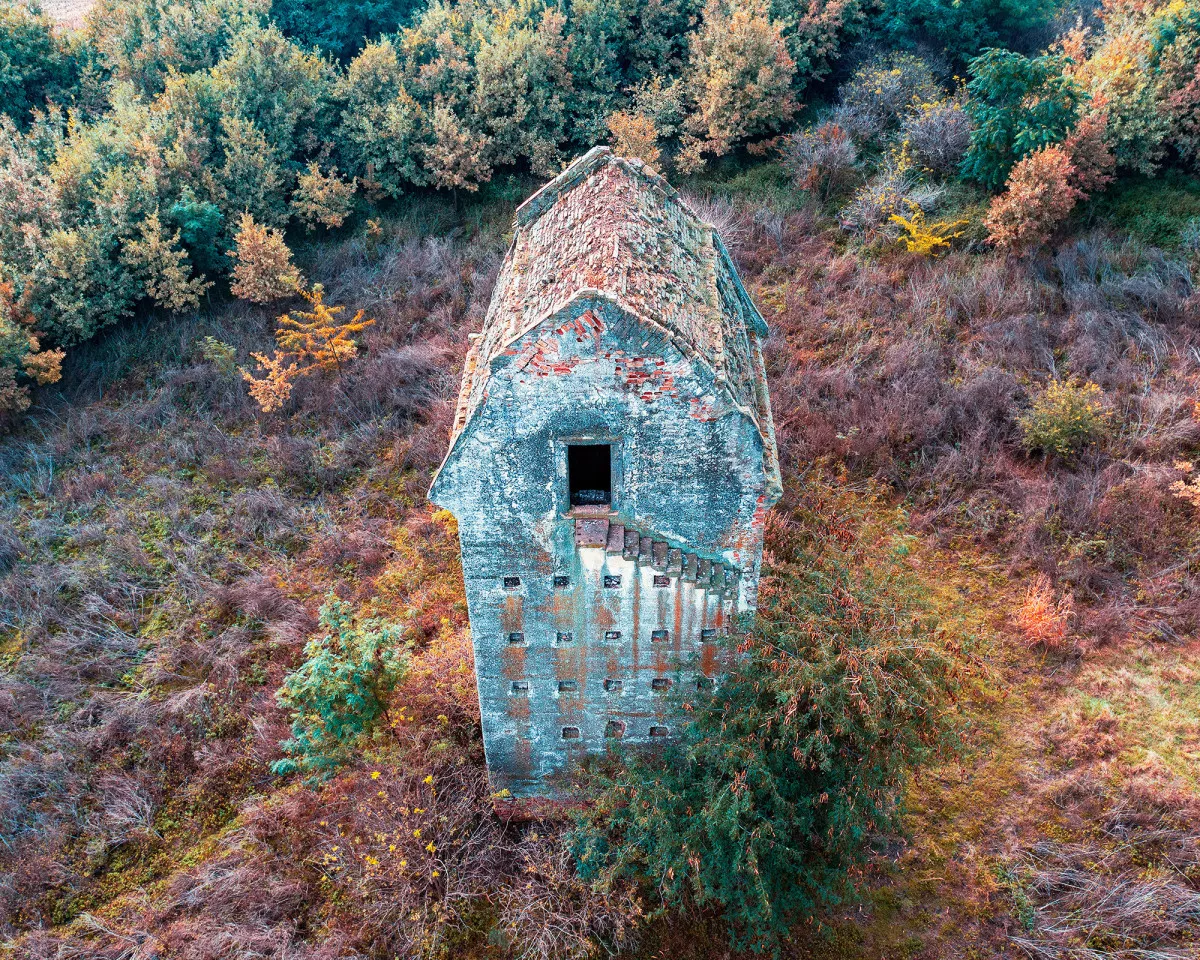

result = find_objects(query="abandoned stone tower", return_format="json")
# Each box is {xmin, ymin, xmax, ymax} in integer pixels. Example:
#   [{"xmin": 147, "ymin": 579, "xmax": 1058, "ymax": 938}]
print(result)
[{"xmin": 429, "ymin": 147, "xmax": 781, "ymax": 804}]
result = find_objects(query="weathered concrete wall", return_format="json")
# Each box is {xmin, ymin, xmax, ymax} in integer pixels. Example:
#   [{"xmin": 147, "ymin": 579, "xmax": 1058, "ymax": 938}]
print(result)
[{"xmin": 431, "ymin": 294, "xmax": 771, "ymax": 798}]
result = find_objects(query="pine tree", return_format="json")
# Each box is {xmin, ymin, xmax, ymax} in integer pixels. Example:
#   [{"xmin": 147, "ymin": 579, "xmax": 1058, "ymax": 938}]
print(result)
[
  {"xmin": 272, "ymin": 595, "xmax": 411, "ymax": 781},
  {"xmin": 228, "ymin": 213, "xmax": 303, "ymax": 304},
  {"xmin": 240, "ymin": 284, "xmax": 375, "ymax": 412},
  {"xmin": 122, "ymin": 212, "xmax": 212, "ymax": 312}
]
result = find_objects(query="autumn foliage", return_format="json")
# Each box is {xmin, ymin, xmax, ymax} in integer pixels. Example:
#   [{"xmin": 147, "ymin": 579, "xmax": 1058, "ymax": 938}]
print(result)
[
  {"xmin": 241, "ymin": 284, "xmax": 375, "ymax": 412},
  {"xmin": 229, "ymin": 213, "xmax": 304, "ymax": 303},
  {"xmin": 985, "ymin": 145, "xmax": 1082, "ymax": 250}
]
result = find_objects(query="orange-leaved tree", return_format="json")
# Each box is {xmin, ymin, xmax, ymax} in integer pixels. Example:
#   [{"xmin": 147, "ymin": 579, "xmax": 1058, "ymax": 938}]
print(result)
[
  {"xmin": 985, "ymin": 145, "xmax": 1082, "ymax": 251},
  {"xmin": 241, "ymin": 284, "xmax": 375, "ymax": 413},
  {"xmin": 606, "ymin": 111, "xmax": 661, "ymax": 168},
  {"xmin": 229, "ymin": 213, "xmax": 304, "ymax": 304}
]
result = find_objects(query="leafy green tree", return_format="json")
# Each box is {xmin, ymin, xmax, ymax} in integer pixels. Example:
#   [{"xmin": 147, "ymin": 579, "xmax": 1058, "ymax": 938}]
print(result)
[
  {"xmin": 869, "ymin": 0, "xmax": 1056, "ymax": 66},
  {"xmin": 1069, "ymin": 0, "xmax": 1200, "ymax": 176},
  {"xmin": 30, "ymin": 224, "xmax": 143, "ymax": 344},
  {"xmin": 470, "ymin": 5, "xmax": 573, "ymax": 175},
  {"xmin": 215, "ymin": 114, "xmax": 287, "ymax": 226},
  {"xmin": 0, "ymin": 1, "xmax": 79, "ymax": 129},
  {"xmin": 565, "ymin": 0, "xmax": 636, "ymax": 143},
  {"xmin": 270, "ymin": 0, "xmax": 423, "ymax": 61},
  {"xmin": 273, "ymin": 596, "xmax": 411, "ymax": 781},
  {"xmin": 621, "ymin": 0, "xmax": 700, "ymax": 85},
  {"xmin": 424, "ymin": 104, "xmax": 493, "ymax": 191},
  {"xmin": 571, "ymin": 479, "xmax": 966, "ymax": 954},
  {"xmin": 290, "ymin": 162, "xmax": 355, "ymax": 230},
  {"xmin": 961, "ymin": 49, "xmax": 1084, "ymax": 191},
  {"xmin": 121, "ymin": 210, "xmax": 212, "ymax": 311},
  {"xmin": 207, "ymin": 24, "xmax": 338, "ymax": 162},
  {"xmin": 681, "ymin": 0, "xmax": 796, "ymax": 170},
  {"xmin": 773, "ymin": 0, "xmax": 867, "ymax": 92},
  {"xmin": 85, "ymin": 0, "xmax": 266, "ymax": 97},
  {"xmin": 335, "ymin": 38, "xmax": 430, "ymax": 197}
]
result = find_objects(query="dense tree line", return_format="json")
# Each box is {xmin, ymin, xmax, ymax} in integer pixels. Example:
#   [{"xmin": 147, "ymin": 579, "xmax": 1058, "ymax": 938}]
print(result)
[{"xmin": 0, "ymin": 0, "xmax": 1198, "ymax": 416}]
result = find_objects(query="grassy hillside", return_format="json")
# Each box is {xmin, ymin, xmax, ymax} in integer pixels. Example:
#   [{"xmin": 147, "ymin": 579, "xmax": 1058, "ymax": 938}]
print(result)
[{"xmin": 2, "ymin": 165, "xmax": 1197, "ymax": 957}]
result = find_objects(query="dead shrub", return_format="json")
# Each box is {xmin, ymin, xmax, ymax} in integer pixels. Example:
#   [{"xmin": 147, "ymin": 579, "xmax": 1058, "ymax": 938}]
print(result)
[
  {"xmin": 903, "ymin": 99, "xmax": 973, "ymax": 175},
  {"xmin": 781, "ymin": 123, "xmax": 860, "ymax": 199},
  {"xmin": 1015, "ymin": 574, "xmax": 1075, "ymax": 650}
]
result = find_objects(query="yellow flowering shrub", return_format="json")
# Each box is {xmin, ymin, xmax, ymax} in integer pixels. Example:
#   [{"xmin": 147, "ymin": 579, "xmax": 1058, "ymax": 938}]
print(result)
[
  {"xmin": 1018, "ymin": 379, "xmax": 1112, "ymax": 459},
  {"xmin": 889, "ymin": 201, "xmax": 967, "ymax": 256}
]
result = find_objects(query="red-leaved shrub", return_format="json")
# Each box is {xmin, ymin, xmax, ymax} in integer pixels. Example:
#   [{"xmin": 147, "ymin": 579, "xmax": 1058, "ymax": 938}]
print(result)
[{"xmin": 985, "ymin": 145, "xmax": 1083, "ymax": 250}]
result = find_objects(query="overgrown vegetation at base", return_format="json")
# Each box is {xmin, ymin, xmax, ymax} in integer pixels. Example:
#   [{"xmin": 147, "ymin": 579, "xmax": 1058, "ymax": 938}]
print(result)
[{"xmin": 573, "ymin": 477, "xmax": 970, "ymax": 954}]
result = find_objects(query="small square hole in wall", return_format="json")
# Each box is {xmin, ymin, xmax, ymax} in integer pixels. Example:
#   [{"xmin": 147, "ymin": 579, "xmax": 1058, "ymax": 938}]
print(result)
[
  {"xmin": 503, "ymin": 576, "xmax": 521, "ymax": 589},
  {"xmin": 511, "ymin": 681, "xmax": 529, "ymax": 695},
  {"xmin": 649, "ymin": 726, "xmax": 669, "ymax": 738},
  {"xmin": 652, "ymin": 575, "xmax": 671, "ymax": 588},
  {"xmin": 700, "ymin": 628, "xmax": 718, "ymax": 640},
  {"xmin": 695, "ymin": 676, "xmax": 715, "ymax": 691},
  {"xmin": 508, "ymin": 632, "xmax": 525, "ymax": 645},
  {"xmin": 553, "ymin": 575, "xmax": 570, "ymax": 588},
  {"xmin": 558, "ymin": 680, "xmax": 578, "ymax": 693},
  {"xmin": 651, "ymin": 677, "xmax": 672, "ymax": 692},
  {"xmin": 650, "ymin": 629, "xmax": 669, "ymax": 643},
  {"xmin": 556, "ymin": 631, "xmax": 574, "ymax": 644},
  {"xmin": 604, "ymin": 630, "xmax": 621, "ymax": 642},
  {"xmin": 605, "ymin": 720, "xmax": 625, "ymax": 738},
  {"xmin": 603, "ymin": 678, "xmax": 623, "ymax": 693},
  {"xmin": 561, "ymin": 726, "xmax": 581, "ymax": 740},
  {"xmin": 603, "ymin": 575, "xmax": 622, "ymax": 588}
]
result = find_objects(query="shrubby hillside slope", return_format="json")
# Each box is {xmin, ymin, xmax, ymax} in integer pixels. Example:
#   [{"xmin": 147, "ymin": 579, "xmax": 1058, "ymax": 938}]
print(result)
[{"xmin": 1, "ymin": 0, "xmax": 1199, "ymax": 957}]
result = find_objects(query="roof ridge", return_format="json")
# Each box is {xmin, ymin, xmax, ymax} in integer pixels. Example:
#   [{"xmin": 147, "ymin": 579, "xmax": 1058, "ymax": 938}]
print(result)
[{"xmin": 515, "ymin": 146, "xmax": 679, "ymax": 229}]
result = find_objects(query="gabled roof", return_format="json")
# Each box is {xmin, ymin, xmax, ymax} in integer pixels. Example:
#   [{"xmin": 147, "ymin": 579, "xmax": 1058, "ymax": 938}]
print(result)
[{"xmin": 438, "ymin": 147, "xmax": 776, "ymax": 467}]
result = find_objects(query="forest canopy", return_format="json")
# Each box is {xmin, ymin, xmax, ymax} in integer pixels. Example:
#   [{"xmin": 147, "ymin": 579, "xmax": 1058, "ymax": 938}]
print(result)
[{"xmin": 1, "ymin": 0, "xmax": 1199, "ymax": 417}]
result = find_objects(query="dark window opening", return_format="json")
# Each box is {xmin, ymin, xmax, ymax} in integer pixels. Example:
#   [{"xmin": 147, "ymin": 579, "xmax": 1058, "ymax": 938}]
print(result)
[
  {"xmin": 511, "ymin": 681, "xmax": 529, "ymax": 695},
  {"xmin": 556, "ymin": 631, "xmax": 574, "ymax": 644},
  {"xmin": 651, "ymin": 629, "xmax": 669, "ymax": 643},
  {"xmin": 604, "ymin": 678, "xmax": 623, "ymax": 692},
  {"xmin": 503, "ymin": 576, "xmax": 521, "ymax": 589},
  {"xmin": 558, "ymin": 680, "xmax": 578, "ymax": 693},
  {"xmin": 605, "ymin": 720, "xmax": 626, "ymax": 738},
  {"xmin": 653, "ymin": 575, "xmax": 671, "ymax": 588},
  {"xmin": 553, "ymin": 575, "xmax": 570, "ymax": 588},
  {"xmin": 568, "ymin": 444, "xmax": 612, "ymax": 506},
  {"xmin": 508, "ymin": 632, "xmax": 525, "ymax": 645},
  {"xmin": 652, "ymin": 677, "xmax": 672, "ymax": 691},
  {"xmin": 696, "ymin": 676, "xmax": 715, "ymax": 691},
  {"xmin": 604, "ymin": 630, "xmax": 621, "ymax": 642},
  {"xmin": 604, "ymin": 575, "xmax": 622, "ymax": 588},
  {"xmin": 562, "ymin": 726, "xmax": 581, "ymax": 740},
  {"xmin": 700, "ymin": 628, "xmax": 718, "ymax": 640},
  {"xmin": 649, "ymin": 726, "xmax": 669, "ymax": 738}
]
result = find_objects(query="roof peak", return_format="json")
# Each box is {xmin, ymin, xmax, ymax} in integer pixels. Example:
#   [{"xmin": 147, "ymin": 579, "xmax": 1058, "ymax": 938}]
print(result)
[{"xmin": 515, "ymin": 147, "xmax": 678, "ymax": 229}]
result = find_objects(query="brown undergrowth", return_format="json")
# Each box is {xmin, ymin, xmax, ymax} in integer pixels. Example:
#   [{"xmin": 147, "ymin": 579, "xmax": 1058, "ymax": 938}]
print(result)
[{"xmin": 1, "ymin": 187, "xmax": 1198, "ymax": 958}]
